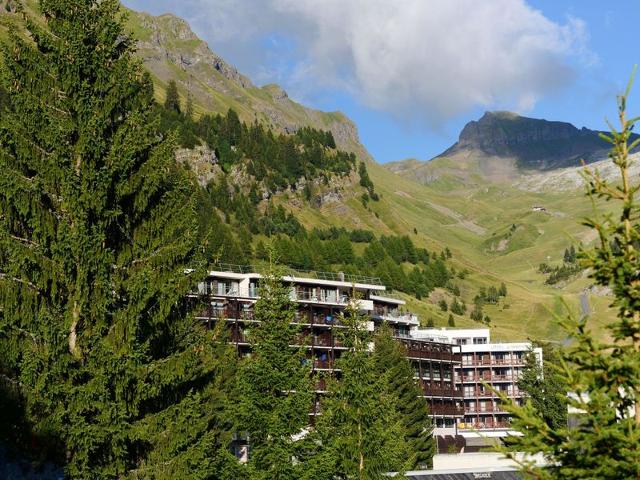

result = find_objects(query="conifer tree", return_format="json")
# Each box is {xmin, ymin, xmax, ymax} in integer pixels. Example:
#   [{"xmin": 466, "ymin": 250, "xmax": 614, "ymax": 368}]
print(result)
[
  {"xmin": 165, "ymin": 79, "xmax": 181, "ymax": 114},
  {"xmin": 373, "ymin": 326, "xmax": 435, "ymax": 469},
  {"xmin": 504, "ymin": 73, "xmax": 640, "ymax": 479},
  {"xmin": 312, "ymin": 304, "xmax": 408, "ymax": 479},
  {"xmin": 234, "ymin": 267, "xmax": 314, "ymax": 480},
  {"xmin": 516, "ymin": 345, "xmax": 567, "ymax": 431},
  {"xmin": 0, "ymin": 1, "xmax": 233, "ymax": 477}
]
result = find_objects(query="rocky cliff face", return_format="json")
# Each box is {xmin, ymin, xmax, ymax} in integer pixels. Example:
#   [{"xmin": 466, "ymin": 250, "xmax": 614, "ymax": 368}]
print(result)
[
  {"xmin": 126, "ymin": 9, "xmax": 370, "ymax": 160},
  {"xmin": 443, "ymin": 111, "xmax": 612, "ymax": 170}
]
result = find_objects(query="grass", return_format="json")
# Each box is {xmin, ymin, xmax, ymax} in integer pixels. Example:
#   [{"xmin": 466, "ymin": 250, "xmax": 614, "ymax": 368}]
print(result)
[
  {"xmin": 1, "ymin": 3, "xmax": 616, "ymax": 343},
  {"xmin": 284, "ymin": 157, "xmax": 618, "ymax": 343}
]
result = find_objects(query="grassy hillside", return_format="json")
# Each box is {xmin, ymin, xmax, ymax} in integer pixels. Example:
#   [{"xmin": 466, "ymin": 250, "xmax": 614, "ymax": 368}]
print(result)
[
  {"xmin": 123, "ymin": 9, "xmax": 371, "ymax": 161},
  {"xmin": 288, "ymin": 157, "xmax": 616, "ymax": 342},
  {"xmin": 0, "ymin": 3, "xmax": 616, "ymax": 342}
]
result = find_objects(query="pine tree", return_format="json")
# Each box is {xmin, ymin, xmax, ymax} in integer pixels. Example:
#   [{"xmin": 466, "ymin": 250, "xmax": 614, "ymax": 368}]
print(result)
[
  {"xmin": 312, "ymin": 304, "xmax": 408, "ymax": 479},
  {"xmin": 516, "ymin": 345, "xmax": 567, "ymax": 432},
  {"xmin": 373, "ymin": 326, "xmax": 435, "ymax": 469},
  {"xmin": 448, "ymin": 314, "xmax": 456, "ymax": 327},
  {"xmin": 186, "ymin": 89, "xmax": 194, "ymax": 120},
  {"xmin": 504, "ymin": 73, "xmax": 640, "ymax": 479},
  {"xmin": 234, "ymin": 268, "xmax": 314, "ymax": 479},
  {"xmin": 0, "ymin": 2, "xmax": 233, "ymax": 477},
  {"xmin": 438, "ymin": 299, "xmax": 448, "ymax": 312},
  {"xmin": 499, "ymin": 282, "xmax": 507, "ymax": 297},
  {"xmin": 165, "ymin": 79, "xmax": 181, "ymax": 114}
]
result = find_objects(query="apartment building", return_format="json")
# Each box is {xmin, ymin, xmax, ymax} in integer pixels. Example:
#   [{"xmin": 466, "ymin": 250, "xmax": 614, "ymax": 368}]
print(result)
[
  {"xmin": 411, "ymin": 328, "xmax": 542, "ymax": 436},
  {"xmin": 191, "ymin": 266, "xmax": 463, "ymax": 425}
]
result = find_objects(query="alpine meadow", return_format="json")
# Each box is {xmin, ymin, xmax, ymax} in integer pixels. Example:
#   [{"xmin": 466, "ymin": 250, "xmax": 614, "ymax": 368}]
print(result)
[{"xmin": 0, "ymin": 0, "xmax": 639, "ymax": 479}]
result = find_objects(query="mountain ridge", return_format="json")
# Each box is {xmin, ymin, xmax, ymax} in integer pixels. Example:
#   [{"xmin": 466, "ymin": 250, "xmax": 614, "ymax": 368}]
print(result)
[
  {"xmin": 0, "ymin": 3, "xmax": 617, "ymax": 341},
  {"xmin": 441, "ymin": 110, "xmax": 611, "ymax": 170},
  {"xmin": 124, "ymin": 8, "xmax": 372, "ymax": 161},
  {"xmin": 385, "ymin": 111, "xmax": 630, "ymax": 186}
]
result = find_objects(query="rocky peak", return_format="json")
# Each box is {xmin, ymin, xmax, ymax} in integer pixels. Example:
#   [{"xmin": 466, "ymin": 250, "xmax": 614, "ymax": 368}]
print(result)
[
  {"xmin": 133, "ymin": 11, "xmax": 254, "ymax": 89},
  {"xmin": 458, "ymin": 111, "xmax": 582, "ymax": 149},
  {"xmin": 445, "ymin": 111, "xmax": 614, "ymax": 170}
]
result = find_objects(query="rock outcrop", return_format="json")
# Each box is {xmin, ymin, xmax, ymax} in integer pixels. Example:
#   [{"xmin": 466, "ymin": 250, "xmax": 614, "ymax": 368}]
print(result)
[
  {"xmin": 126, "ymin": 9, "xmax": 370, "ymax": 161},
  {"xmin": 442, "ymin": 111, "xmax": 614, "ymax": 170}
]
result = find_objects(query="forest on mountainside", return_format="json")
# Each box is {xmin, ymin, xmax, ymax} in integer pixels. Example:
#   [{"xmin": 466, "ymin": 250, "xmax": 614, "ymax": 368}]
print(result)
[
  {"xmin": 154, "ymin": 83, "xmax": 456, "ymax": 298},
  {"xmin": 0, "ymin": 2, "xmax": 435, "ymax": 477}
]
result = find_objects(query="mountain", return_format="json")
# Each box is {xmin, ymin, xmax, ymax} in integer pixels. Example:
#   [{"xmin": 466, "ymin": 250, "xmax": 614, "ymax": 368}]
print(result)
[
  {"xmin": 124, "ymin": 9, "xmax": 370, "ymax": 160},
  {"xmin": 0, "ymin": 4, "xmax": 617, "ymax": 342},
  {"xmin": 445, "ymin": 111, "xmax": 612, "ymax": 170},
  {"xmin": 386, "ymin": 111, "xmax": 623, "ymax": 185}
]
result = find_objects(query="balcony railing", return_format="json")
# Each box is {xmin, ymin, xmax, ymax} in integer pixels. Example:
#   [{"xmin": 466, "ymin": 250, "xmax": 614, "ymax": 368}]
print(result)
[
  {"xmin": 465, "ymin": 404, "xmax": 508, "ymax": 413},
  {"xmin": 458, "ymin": 421, "xmax": 511, "ymax": 430},
  {"xmin": 429, "ymin": 404, "xmax": 465, "ymax": 416},
  {"xmin": 209, "ymin": 263, "xmax": 382, "ymax": 286},
  {"xmin": 196, "ymin": 307, "xmax": 256, "ymax": 321},
  {"xmin": 405, "ymin": 349, "xmax": 460, "ymax": 362},
  {"xmin": 421, "ymin": 385, "xmax": 463, "ymax": 398},
  {"xmin": 465, "ymin": 357, "xmax": 526, "ymax": 366},
  {"xmin": 373, "ymin": 310, "xmax": 419, "ymax": 325},
  {"xmin": 291, "ymin": 291, "xmax": 349, "ymax": 305},
  {"xmin": 461, "ymin": 374, "xmax": 519, "ymax": 383}
]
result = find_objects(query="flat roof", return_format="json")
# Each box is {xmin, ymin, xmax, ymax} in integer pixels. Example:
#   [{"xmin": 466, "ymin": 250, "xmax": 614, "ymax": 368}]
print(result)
[
  {"xmin": 370, "ymin": 294, "xmax": 405, "ymax": 305},
  {"xmin": 459, "ymin": 343, "xmax": 536, "ymax": 353},
  {"xmin": 206, "ymin": 270, "xmax": 386, "ymax": 291}
]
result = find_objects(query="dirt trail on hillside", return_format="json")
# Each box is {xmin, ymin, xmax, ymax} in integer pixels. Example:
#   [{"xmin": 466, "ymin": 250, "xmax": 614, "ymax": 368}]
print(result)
[
  {"xmin": 395, "ymin": 190, "xmax": 486, "ymax": 236},
  {"xmin": 426, "ymin": 201, "xmax": 486, "ymax": 235}
]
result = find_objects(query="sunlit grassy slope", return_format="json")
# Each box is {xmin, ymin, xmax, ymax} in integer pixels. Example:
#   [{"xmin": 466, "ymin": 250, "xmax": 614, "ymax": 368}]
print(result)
[
  {"xmin": 0, "ymin": 3, "xmax": 616, "ymax": 342},
  {"xmin": 288, "ymin": 159, "xmax": 616, "ymax": 342}
]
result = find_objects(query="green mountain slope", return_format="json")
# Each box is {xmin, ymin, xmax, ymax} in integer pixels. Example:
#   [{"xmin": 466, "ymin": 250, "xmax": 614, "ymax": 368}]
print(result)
[
  {"xmin": 124, "ymin": 9, "xmax": 371, "ymax": 161},
  {"xmin": 0, "ymin": 3, "xmax": 616, "ymax": 342}
]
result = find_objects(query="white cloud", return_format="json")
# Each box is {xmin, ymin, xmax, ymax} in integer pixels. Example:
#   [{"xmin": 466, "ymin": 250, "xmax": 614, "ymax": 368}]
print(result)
[{"xmin": 124, "ymin": 0, "xmax": 592, "ymax": 127}]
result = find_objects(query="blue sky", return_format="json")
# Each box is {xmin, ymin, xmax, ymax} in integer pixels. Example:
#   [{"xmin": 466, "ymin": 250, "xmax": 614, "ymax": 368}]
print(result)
[{"xmin": 123, "ymin": 0, "xmax": 640, "ymax": 163}]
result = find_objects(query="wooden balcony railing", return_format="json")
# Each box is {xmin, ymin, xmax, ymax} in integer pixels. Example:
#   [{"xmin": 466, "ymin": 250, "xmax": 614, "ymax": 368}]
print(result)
[{"xmin": 429, "ymin": 404, "xmax": 465, "ymax": 416}]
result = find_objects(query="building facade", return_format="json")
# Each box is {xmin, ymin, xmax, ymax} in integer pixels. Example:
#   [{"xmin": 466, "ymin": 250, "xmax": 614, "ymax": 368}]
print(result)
[
  {"xmin": 191, "ymin": 267, "xmax": 463, "ymax": 426},
  {"xmin": 411, "ymin": 328, "xmax": 542, "ymax": 435},
  {"xmin": 190, "ymin": 268, "xmax": 538, "ymax": 438}
]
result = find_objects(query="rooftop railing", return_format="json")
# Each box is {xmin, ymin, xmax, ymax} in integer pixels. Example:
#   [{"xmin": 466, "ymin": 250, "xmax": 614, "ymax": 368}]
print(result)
[{"xmin": 210, "ymin": 263, "xmax": 382, "ymax": 286}]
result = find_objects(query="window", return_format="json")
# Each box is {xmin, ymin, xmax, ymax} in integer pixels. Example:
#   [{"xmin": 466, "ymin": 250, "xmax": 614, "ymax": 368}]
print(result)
[{"xmin": 473, "ymin": 337, "xmax": 487, "ymax": 344}]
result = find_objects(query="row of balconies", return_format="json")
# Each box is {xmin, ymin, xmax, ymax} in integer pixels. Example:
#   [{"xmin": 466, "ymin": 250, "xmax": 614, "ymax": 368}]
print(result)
[
  {"xmin": 458, "ymin": 419, "xmax": 511, "ymax": 430},
  {"xmin": 458, "ymin": 373, "xmax": 522, "ymax": 383},
  {"xmin": 228, "ymin": 330, "xmax": 348, "ymax": 349},
  {"xmin": 461, "ymin": 357, "xmax": 525, "ymax": 366},
  {"xmin": 462, "ymin": 389, "xmax": 522, "ymax": 398}
]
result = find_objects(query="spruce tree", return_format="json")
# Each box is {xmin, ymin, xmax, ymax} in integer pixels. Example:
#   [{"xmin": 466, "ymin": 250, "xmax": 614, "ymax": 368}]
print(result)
[
  {"xmin": 234, "ymin": 268, "xmax": 314, "ymax": 480},
  {"xmin": 312, "ymin": 304, "xmax": 408, "ymax": 479},
  {"xmin": 517, "ymin": 345, "xmax": 567, "ymax": 432},
  {"xmin": 373, "ymin": 326, "xmax": 435, "ymax": 469},
  {"xmin": 504, "ymin": 74, "xmax": 640, "ymax": 479},
  {"xmin": 0, "ymin": 1, "xmax": 233, "ymax": 477},
  {"xmin": 165, "ymin": 79, "xmax": 181, "ymax": 114}
]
